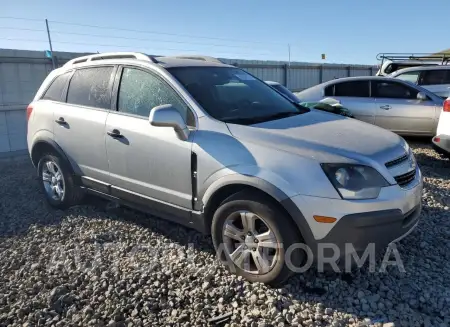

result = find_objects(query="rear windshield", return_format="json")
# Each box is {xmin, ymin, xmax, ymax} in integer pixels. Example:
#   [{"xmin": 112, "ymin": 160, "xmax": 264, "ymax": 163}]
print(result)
[{"xmin": 168, "ymin": 67, "xmax": 307, "ymax": 124}]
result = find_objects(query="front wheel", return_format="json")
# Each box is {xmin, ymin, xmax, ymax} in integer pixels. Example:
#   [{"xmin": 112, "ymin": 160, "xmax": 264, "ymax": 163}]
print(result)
[{"xmin": 211, "ymin": 191, "xmax": 305, "ymax": 286}]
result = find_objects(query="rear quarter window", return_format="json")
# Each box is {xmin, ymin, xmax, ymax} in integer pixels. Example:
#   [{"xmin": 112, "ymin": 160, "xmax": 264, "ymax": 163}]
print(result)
[{"xmin": 41, "ymin": 72, "xmax": 72, "ymax": 102}]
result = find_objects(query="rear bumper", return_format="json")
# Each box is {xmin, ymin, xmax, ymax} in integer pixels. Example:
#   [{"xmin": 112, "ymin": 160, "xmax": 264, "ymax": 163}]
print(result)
[{"xmin": 432, "ymin": 134, "xmax": 450, "ymax": 157}]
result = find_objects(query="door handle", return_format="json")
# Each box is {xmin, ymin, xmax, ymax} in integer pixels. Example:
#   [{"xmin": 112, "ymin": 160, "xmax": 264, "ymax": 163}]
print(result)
[
  {"xmin": 107, "ymin": 129, "xmax": 123, "ymax": 138},
  {"xmin": 55, "ymin": 117, "xmax": 67, "ymax": 124},
  {"xmin": 380, "ymin": 105, "xmax": 391, "ymax": 110}
]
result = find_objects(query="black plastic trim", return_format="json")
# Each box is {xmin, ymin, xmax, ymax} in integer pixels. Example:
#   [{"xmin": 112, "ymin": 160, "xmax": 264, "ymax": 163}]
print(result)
[
  {"xmin": 79, "ymin": 179, "xmax": 207, "ymax": 234},
  {"xmin": 191, "ymin": 152, "xmax": 198, "ymax": 209}
]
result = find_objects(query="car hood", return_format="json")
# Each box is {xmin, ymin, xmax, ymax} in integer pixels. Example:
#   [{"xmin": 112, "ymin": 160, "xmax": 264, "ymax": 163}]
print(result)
[{"xmin": 226, "ymin": 110, "xmax": 407, "ymax": 164}]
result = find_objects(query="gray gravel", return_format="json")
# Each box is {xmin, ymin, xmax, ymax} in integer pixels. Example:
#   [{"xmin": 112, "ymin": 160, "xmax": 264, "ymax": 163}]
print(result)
[{"xmin": 0, "ymin": 141, "xmax": 449, "ymax": 327}]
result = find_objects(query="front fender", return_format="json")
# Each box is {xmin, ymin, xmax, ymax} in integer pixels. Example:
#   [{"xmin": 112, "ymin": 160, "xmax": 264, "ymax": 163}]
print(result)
[
  {"xmin": 200, "ymin": 165, "xmax": 296, "ymax": 206},
  {"xmin": 199, "ymin": 166, "xmax": 317, "ymax": 247}
]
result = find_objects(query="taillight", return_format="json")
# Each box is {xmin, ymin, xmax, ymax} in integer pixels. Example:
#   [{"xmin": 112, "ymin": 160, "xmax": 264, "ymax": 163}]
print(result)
[
  {"xmin": 26, "ymin": 104, "xmax": 33, "ymax": 121},
  {"xmin": 444, "ymin": 99, "xmax": 450, "ymax": 112}
]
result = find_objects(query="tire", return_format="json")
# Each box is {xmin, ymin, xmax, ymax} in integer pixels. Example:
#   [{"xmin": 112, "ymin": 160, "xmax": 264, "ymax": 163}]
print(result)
[
  {"xmin": 211, "ymin": 190, "xmax": 305, "ymax": 286},
  {"xmin": 37, "ymin": 153, "xmax": 83, "ymax": 209}
]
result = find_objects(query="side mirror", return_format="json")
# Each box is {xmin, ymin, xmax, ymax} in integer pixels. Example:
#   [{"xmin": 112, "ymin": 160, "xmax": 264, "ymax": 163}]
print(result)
[
  {"xmin": 149, "ymin": 104, "xmax": 189, "ymax": 141},
  {"xmin": 417, "ymin": 92, "xmax": 427, "ymax": 101}
]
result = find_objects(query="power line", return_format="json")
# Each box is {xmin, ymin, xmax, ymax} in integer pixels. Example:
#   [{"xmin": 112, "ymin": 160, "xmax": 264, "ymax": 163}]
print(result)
[
  {"xmin": 0, "ymin": 16, "xmax": 284, "ymax": 45},
  {"xmin": 0, "ymin": 26, "xmax": 280, "ymax": 50},
  {"xmin": 51, "ymin": 30, "xmax": 276, "ymax": 50},
  {"xmin": 0, "ymin": 27, "xmax": 46, "ymax": 32},
  {"xmin": 48, "ymin": 20, "xmax": 285, "ymax": 46},
  {"xmin": 0, "ymin": 37, "xmax": 278, "ymax": 57},
  {"xmin": 0, "ymin": 16, "xmax": 43, "ymax": 22}
]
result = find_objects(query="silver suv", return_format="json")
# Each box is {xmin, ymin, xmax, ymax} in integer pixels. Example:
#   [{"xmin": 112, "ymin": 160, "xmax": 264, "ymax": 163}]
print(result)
[{"xmin": 27, "ymin": 52, "xmax": 423, "ymax": 285}]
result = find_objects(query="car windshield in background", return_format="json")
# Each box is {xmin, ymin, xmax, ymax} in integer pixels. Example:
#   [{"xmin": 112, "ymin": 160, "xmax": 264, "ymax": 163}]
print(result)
[
  {"xmin": 270, "ymin": 84, "xmax": 300, "ymax": 103},
  {"xmin": 168, "ymin": 67, "xmax": 308, "ymax": 125}
]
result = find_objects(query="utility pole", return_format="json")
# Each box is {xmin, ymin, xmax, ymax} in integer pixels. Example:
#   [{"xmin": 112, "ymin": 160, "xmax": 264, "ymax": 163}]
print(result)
[
  {"xmin": 45, "ymin": 19, "xmax": 56, "ymax": 69},
  {"xmin": 288, "ymin": 44, "xmax": 291, "ymax": 66}
]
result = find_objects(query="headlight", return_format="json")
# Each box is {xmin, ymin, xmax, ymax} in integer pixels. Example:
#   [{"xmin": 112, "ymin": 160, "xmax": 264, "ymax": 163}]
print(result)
[{"xmin": 321, "ymin": 164, "xmax": 389, "ymax": 199}]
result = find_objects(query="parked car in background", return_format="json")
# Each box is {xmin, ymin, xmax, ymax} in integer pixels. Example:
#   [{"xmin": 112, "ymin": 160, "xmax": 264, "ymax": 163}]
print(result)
[
  {"xmin": 376, "ymin": 59, "xmax": 438, "ymax": 76},
  {"xmin": 299, "ymin": 98, "xmax": 354, "ymax": 117},
  {"xmin": 376, "ymin": 53, "xmax": 447, "ymax": 76},
  {"xmin": 27, "ymin": 52, "xmax": 422, "ymax": 285},
  {"xmin": 296, "ymin": 76, "xmax": 444, "ymax": 136},
  {"xmin": 264, "ymin": 81, "xmax": 300, "ymax": 102},
  {"xmin": 390, "ymin": 66, "xmax": 450, "ymax": 98},
  {"xmin": 432, "ymin": 97, "xmax": 450, "ymax": 157},
  {"xmin": 264, "ymin": 81, "xmax": 352, "ymax": 117}
]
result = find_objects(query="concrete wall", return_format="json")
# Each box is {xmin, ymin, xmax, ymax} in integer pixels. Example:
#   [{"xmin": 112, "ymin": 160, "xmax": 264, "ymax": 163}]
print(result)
[
  {"xmin": 0, "ymin": 48, "xmax": 376, "ymax": 154},
  {"xmin": 0, "ymin": 49, "xmax": 90, "ymax": 154}
]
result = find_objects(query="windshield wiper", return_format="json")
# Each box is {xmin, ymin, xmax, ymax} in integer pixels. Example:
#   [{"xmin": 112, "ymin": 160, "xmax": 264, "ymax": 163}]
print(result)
[
  {"xmin": 254, "ymin": 111, "xmax": 301, "ymax": 122},
  {"xmin": 222, "ymin": 111, "xmax": 301, "ymax": 125},
  {"xmin": 221, "ymin": 117, "xmax": 261, "ymax": 125}
]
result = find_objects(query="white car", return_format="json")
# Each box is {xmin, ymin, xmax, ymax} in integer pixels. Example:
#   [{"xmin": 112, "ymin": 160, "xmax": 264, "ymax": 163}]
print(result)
[
  {"xmin": 390, "ymin": 66, "xmax": 450, "ymax": 99},
  {"xmin": 433, "ymin": 97, "xmax": 450, "ymax": 157}
]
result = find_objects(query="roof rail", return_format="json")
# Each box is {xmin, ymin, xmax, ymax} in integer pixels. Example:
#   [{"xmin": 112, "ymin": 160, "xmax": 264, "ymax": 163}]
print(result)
[
  {"xmin": 377, "ymin": 53, "xmax": 450, "ymax": 65},
  {"xmin": 63, "ymin": 52, "xmax": 158, "ymax": 67},
  {"xmin": 167, "ymin": 55, "xmax": 223, "ymax": 64}
]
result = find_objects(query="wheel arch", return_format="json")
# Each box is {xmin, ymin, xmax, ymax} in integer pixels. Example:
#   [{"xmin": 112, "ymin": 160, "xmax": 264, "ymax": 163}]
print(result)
[
  {"xmin": 201, "ymin": 177, "xmax": 315, "ymax": 246},
  {"xmin": 30, "ymin": 137, "xmax": 70, "ymax": 168}
]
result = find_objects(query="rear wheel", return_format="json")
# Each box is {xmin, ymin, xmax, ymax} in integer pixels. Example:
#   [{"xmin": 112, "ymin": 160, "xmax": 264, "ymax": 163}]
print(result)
[
  {"xmin": 37, "ymin": 153, "xmax": 83, "ymax": 209},
  {"xmin": 211, "ymin": 191, "xmax": 305, "ymax": 285}
]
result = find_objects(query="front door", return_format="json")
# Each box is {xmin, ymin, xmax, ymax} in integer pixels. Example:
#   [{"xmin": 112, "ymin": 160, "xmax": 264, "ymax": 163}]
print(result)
[
  {"xmin": 105, "ymin": 66, "xmax": 195, "ymax": 209},
  {"xmin": 372, "ymin": 80, "xmax": 436, "ymax": 135},
  {"xmin": 54, "ymin": 66, "xmax": 115, "ymax": 182}
]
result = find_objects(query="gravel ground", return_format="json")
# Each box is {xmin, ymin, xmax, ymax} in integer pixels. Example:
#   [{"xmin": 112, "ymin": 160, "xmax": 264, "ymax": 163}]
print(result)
[{"xmin": 0, "ymin": 141, "xmax": 449, "ymax": 327}]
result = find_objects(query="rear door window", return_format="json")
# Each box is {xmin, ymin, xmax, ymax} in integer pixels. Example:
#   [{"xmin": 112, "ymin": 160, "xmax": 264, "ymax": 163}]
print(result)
[
  {"xmin": 395, "ymin": 71, "xmax": 420, "ymax": 84},
  {"xmin": 66, "ymin": 66, "xmax": 114, "ymax": 109},
  {"xmin": 42, "ymin": 72, "xmax": 72, "ymax": 102},
  {"xmin": 334, "ymin": 81, "xmax": 370, "ymax": 97},
  {"xmin": 372, "ymin": 81, "xmax": 418, "ymax": 99},
  {"xmin": 419, "ymin": 70, "xmax": 450, "ymax": 85}
]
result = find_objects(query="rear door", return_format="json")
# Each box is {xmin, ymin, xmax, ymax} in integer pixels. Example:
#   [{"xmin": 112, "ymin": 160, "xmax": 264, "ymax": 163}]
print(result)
[
  {"xmin": 372, "ymin": 80, "xmax": 436, "ymax": 135},
  {"xmin": 327, "ymin": 80, "xmax": 376, "ymax": 123},
  {"xmin": 418, "ymin": 69, "xmax": 450, "ymax": 98},
  {"xmin": 54, "ymin": 66, "xmax": 115, "ymax": 183}
]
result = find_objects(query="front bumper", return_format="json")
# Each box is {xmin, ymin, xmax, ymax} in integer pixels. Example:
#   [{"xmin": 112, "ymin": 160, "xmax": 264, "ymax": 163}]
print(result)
[{"xmin": 288, "ymin": 167, "xmax": 423, "ymax": 269}]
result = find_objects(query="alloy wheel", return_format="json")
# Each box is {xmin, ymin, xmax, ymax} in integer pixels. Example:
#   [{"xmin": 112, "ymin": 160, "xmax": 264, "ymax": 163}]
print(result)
[
  {"xmin": 42, "ymin": 160, "xmax": 65, "ymax": 201},
  {"xmin": 222, "ymin": 210, "xmax": 279, "ymax": 275}
]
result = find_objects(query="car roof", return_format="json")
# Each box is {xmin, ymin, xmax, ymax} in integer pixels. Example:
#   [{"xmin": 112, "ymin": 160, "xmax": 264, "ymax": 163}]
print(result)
[
  {"xmin": 318, "ymin": 76, "xmax": 396, "ymax": 86},
  {"xmin": 391, "ymin": 65, "xmax": 450, "ymax": 75},
  {"xmin": 62, "ymin": 52, "xmax": 235, "ymax": 70},
  {"xmin": 156, "ymin": 57, "xmax": 234, "ymax": 68}
]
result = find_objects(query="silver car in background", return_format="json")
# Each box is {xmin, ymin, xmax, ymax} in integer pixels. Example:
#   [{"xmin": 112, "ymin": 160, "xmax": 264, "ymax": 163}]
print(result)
[
  {"xmin": 296, "ymin": 76, "xmax": 444, "ymax": 136},
  {"xmin": 390, "ymin": 66, "xmax": 450, "ymax": 99}
]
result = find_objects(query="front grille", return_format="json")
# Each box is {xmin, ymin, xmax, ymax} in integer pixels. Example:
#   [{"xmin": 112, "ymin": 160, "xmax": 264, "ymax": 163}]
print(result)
[
  {"xmin": 385, "ymin": 153, "xmax": 408, "ymax": 168},
  {"xmin": 394, "ymin": 169, "xmax": 416, "ymax": 187}
]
